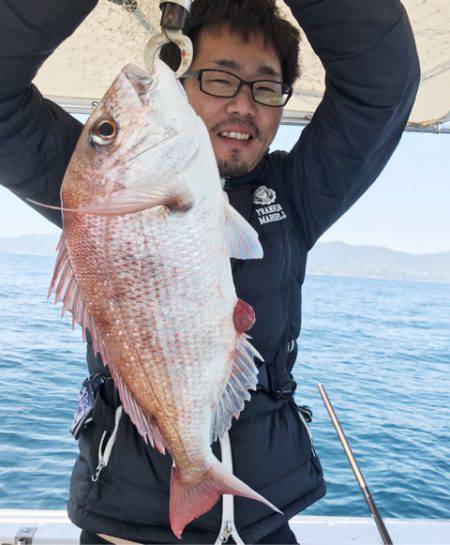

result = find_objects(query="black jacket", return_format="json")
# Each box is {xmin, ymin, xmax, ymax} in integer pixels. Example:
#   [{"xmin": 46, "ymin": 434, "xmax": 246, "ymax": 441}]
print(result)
[{"xmin": 0, "ymin": 0, "xmax": 420, "ymax": 542}]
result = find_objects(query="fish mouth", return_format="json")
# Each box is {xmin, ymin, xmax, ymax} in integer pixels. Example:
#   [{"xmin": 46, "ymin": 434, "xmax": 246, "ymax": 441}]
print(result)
[{"xmin": 122, "ymin": 63, "xmax": 154, "ymax": 97}]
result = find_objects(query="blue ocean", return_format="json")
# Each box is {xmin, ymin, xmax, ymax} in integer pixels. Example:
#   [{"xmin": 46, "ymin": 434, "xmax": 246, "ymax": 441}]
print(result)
[{"xmin": 0, "ymin": 252, "xmax": 449, "ymax": 519}]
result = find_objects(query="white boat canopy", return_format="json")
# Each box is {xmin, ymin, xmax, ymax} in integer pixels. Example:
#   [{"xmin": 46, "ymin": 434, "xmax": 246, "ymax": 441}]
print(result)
[{"xmin": 34, "ymin": 0, "xmax": 450, "ymax": 132}]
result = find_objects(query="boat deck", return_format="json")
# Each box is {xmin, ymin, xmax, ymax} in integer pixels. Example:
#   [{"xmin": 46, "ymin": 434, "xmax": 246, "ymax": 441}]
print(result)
[{"xmin": 1, "ymin": 510, "xmax": 449, "ymax": 544}]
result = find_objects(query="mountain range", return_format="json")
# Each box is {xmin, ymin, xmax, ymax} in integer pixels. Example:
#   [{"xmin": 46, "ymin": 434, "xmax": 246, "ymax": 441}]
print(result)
[
  {"xmin": 307, "ymin": 241, "xmax": 450, "ymax": 284},
  {"xmin": 0, "ymin": 234, "xmax": 449, "ymax": 283}
]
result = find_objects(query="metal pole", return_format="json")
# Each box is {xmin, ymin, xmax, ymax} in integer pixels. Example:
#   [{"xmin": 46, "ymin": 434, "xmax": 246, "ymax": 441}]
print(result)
[
  {"xmin": 44, "ymin": 96, "xmax": 450, "ymax": 134},
  {"xmin": 317, "ymin": 383, "xmax": 394, "ymax": 545}
]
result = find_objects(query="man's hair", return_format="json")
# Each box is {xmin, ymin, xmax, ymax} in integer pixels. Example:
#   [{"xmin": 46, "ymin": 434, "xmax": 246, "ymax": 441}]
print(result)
[{"xmin": 160, "ymin": 0, "xmax": 301, "ymax": 86}]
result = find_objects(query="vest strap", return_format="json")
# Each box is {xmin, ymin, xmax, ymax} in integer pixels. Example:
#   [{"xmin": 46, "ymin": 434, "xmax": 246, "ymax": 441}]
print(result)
[
  {"xmin": 257, "ymin": 337, "xmax": 298, "ymax": 399},
  {"xmin": 215, "ymin": 432, "xmax": 245, "ymax": 545}
]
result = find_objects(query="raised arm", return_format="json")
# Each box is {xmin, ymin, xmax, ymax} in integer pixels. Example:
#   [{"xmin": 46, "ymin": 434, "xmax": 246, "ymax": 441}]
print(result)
[
  {"xmin": 0, "ymin": 0, "xmax": 98, "ymax": 227},
  {"xmin": 282, "ymin": 0, "xmax": 420, "ymax": 250}
]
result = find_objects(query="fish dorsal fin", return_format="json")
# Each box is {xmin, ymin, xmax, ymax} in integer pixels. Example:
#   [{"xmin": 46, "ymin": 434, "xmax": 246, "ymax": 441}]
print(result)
[
  {"xmin": 107, "ymin": 362, "xmax": 166, "ymax": 454},
  {"xmin": 224, "ymin": 192, "xmax": 263, "ymax": 260},
  {"xmin": 50, "ymin": 234, "xmax": 166, "ymax": 454},
  {"xmin": 49, "ymin": 233, "xmax": 101, "ymax": 352},
  {"xmin": 210, "ymin": 333, "xmax": 263, "ymax": 443}
]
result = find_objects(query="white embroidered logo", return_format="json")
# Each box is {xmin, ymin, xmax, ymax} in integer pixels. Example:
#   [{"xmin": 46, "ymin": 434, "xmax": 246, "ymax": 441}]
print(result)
[
  {"xmin": 253, "ymin": 185, "xmax": 276, "ymax": 205},
  {"xmin": 253, "ymin": 186, "xmax": 287, "ymax": 225}
]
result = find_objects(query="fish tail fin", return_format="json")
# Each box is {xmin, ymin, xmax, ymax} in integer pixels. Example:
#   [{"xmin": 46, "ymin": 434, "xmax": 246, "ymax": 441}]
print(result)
[{"xmin": 169, "ymin": 461, "xmax": 282, "ymax": 539}]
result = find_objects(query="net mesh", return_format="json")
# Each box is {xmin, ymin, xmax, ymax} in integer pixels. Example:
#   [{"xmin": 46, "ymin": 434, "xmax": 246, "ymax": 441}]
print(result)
[
  {"xmin": 35, "ymin": 0, "xmax": 450, "ymax": 125},
  {"xmin": 66, "ymin": 0, "xmax": 158, "ymax": 86},
  {"xmin": 284, "ymin": 0, "xmax": 450, "ymax": 124}
]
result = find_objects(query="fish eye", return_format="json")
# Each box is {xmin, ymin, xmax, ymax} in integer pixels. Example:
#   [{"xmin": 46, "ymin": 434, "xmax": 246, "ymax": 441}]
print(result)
[{"xmin": 89, "ymin": 118, "xmax": 118, "ymax": 146}]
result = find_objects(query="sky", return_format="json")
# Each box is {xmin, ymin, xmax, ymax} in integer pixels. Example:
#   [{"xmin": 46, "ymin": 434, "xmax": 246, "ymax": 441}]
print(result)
[{"xmin": 0, "ymin": 122, "xmax": 448, "ymax": 255}]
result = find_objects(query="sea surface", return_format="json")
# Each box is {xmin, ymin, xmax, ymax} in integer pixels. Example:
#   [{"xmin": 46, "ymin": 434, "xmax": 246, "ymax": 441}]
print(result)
[{"xmin": 0, "ymin": 252, "xmax": 449, "ymax": 519}]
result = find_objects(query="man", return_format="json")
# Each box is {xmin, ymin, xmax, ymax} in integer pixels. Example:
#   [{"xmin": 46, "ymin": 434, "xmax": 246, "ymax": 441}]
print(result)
[{"xmin": 0, "ymin": 0, "xmax": 419, "ymax": 543}]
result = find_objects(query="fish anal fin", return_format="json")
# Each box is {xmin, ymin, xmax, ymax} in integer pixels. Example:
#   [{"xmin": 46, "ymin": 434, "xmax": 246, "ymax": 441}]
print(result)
[{"xmin": 210, "ymin": 333, "xmax": 263, "ymax": 443}]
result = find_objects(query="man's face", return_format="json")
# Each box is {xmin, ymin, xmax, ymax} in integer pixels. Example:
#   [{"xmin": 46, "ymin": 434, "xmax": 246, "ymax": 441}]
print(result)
[{"xmin": 183, "ymin": 26, "xmax": 283, "ymax": 177}]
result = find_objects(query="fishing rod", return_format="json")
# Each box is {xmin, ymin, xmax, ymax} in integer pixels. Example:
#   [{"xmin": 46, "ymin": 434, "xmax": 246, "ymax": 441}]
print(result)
[{"xmin": 317, "ymin": 383, "xmax": 394, "ymax": 545}]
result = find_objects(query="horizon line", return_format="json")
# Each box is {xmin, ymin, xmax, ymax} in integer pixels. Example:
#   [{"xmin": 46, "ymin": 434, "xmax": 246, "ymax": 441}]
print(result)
[{"xmin": 0, "ymin": 232, "xmax": 449, "ymax": 257}]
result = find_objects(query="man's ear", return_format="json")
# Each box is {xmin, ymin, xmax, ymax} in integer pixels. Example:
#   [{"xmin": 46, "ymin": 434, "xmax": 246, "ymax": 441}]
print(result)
[{"xmin": 160, "ymin": 42, "xmax": 182, "ymax": 72}]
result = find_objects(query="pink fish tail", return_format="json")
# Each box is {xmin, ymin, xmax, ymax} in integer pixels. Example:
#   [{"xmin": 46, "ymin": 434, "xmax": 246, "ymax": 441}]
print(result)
[{"xmin": 169, "ymin": 461, "xmax": 282, "ymax": 539}]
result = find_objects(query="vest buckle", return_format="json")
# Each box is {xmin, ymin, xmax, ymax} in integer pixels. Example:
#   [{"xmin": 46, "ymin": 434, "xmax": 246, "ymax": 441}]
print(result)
[{"xmin": 273, "ymin": 379, "xmax": 297, "ymax": 400}]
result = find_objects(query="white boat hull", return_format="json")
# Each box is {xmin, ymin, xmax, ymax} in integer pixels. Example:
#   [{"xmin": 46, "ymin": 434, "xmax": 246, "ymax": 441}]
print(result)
[{"xmin": 1, "ymin": 510, "xmax": 449, "ymax": 544}]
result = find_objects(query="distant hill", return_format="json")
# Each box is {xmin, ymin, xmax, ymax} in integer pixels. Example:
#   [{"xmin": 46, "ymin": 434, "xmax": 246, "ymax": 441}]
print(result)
[
  {"xmin": 0, "ymin": 234, "xmax": 449, "ymax": 283},
  {"xmin": 0, "ymin": 233, "xmax": 60, "ymax": 255},
  {"xmin": 308, "ymin": 241, "xmax": 450, "ymax": 284}
]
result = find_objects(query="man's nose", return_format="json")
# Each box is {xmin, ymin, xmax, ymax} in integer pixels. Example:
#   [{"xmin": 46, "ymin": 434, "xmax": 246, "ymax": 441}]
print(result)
[{"xmin": 225, "ymin": 84, "xmax": 258, "ymax": 118}]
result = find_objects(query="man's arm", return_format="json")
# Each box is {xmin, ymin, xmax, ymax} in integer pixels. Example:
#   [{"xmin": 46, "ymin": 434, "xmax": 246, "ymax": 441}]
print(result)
[
  {"xmin": 282, "ymin": 0, "xmax": 420, "ymax": 250},
  {"xmin": 0, "ymin": 0, "xmax": 98, "ymax": 228}
]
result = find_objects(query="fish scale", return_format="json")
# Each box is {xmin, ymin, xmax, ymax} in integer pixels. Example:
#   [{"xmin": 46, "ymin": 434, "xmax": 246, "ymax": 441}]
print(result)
[{"xmin": 81, "ymin": 202, "xmax": 228, "ymax": 469}]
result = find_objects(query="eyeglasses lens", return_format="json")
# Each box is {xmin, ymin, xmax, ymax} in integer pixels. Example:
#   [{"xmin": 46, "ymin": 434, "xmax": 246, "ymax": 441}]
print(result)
[
  {"xmin": 253, "ymin": 81, "xmax": 285, "ymax": 106},
  {"xmin": 201, "ymin": 71, "xmax": 238, "ymax": 96},
  {"xmin": 200, "ymin": 70, "xmax": 288, "ymax": 107}
]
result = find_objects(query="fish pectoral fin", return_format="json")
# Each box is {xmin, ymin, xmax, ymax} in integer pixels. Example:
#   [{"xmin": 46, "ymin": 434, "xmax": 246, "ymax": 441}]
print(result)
[
  {"xmin": 169, "ymin": 461, "xmax": 281, "ymax": 539},
  {"xmin": 29, "ymin": 177, "xmax": 194, "ymax": 217},
  {"xmin": 224, "ymin": 193, "xmax": 263, "ymax": 259},
  {"xmin": 83, "ymin": 176, "xmax": 194, "ymax": 216},
  {"xmin": 210, "ymin": 333, "xmax": 263, "ymax": 444},
  {"xmin": 49, "ymin": 232, "xmax": 101, "ymax": 350}
]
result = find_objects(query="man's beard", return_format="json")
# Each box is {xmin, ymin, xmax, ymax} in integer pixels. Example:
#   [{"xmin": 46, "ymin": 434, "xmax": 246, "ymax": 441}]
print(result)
[{"xmin": 218, "ymin": 148, "xmax": 250, "ymax": 177}]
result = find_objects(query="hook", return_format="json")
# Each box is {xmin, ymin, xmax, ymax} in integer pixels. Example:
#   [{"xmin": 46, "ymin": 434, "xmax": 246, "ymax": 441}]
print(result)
[
  {"xmin": 143, "ymin": 28, "xmax": 193, "ymax": 78},
  {"xmin": 143, "ymin": 0, "xmax": 193, "ymax": 78}
]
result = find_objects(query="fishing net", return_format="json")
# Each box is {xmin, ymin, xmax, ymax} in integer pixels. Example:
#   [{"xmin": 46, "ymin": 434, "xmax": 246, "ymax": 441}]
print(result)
[
  {"xmin": 65, "ymin": 1, "xmax": 157, "ymax": 88},
  {"xmin": 34, "ymin": 0, "xmax": 450, "ymax": 127}
]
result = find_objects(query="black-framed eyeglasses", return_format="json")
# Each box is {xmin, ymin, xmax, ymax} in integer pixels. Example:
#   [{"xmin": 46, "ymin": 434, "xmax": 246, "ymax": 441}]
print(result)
[{"xmin": 181, "ymin": 69, "xmax": 293, "ymax": 107}]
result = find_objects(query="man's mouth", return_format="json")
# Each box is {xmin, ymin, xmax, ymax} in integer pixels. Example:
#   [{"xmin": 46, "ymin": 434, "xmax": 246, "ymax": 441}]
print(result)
[{"xmin": 217, "ymin": 130, "xmax": 254, "ymax": 143}]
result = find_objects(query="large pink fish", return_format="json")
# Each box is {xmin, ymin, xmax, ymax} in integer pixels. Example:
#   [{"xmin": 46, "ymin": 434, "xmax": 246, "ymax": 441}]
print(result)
[{"xmin": 46, "ymin": 61, "xmax": 280, "ymax": 537}]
